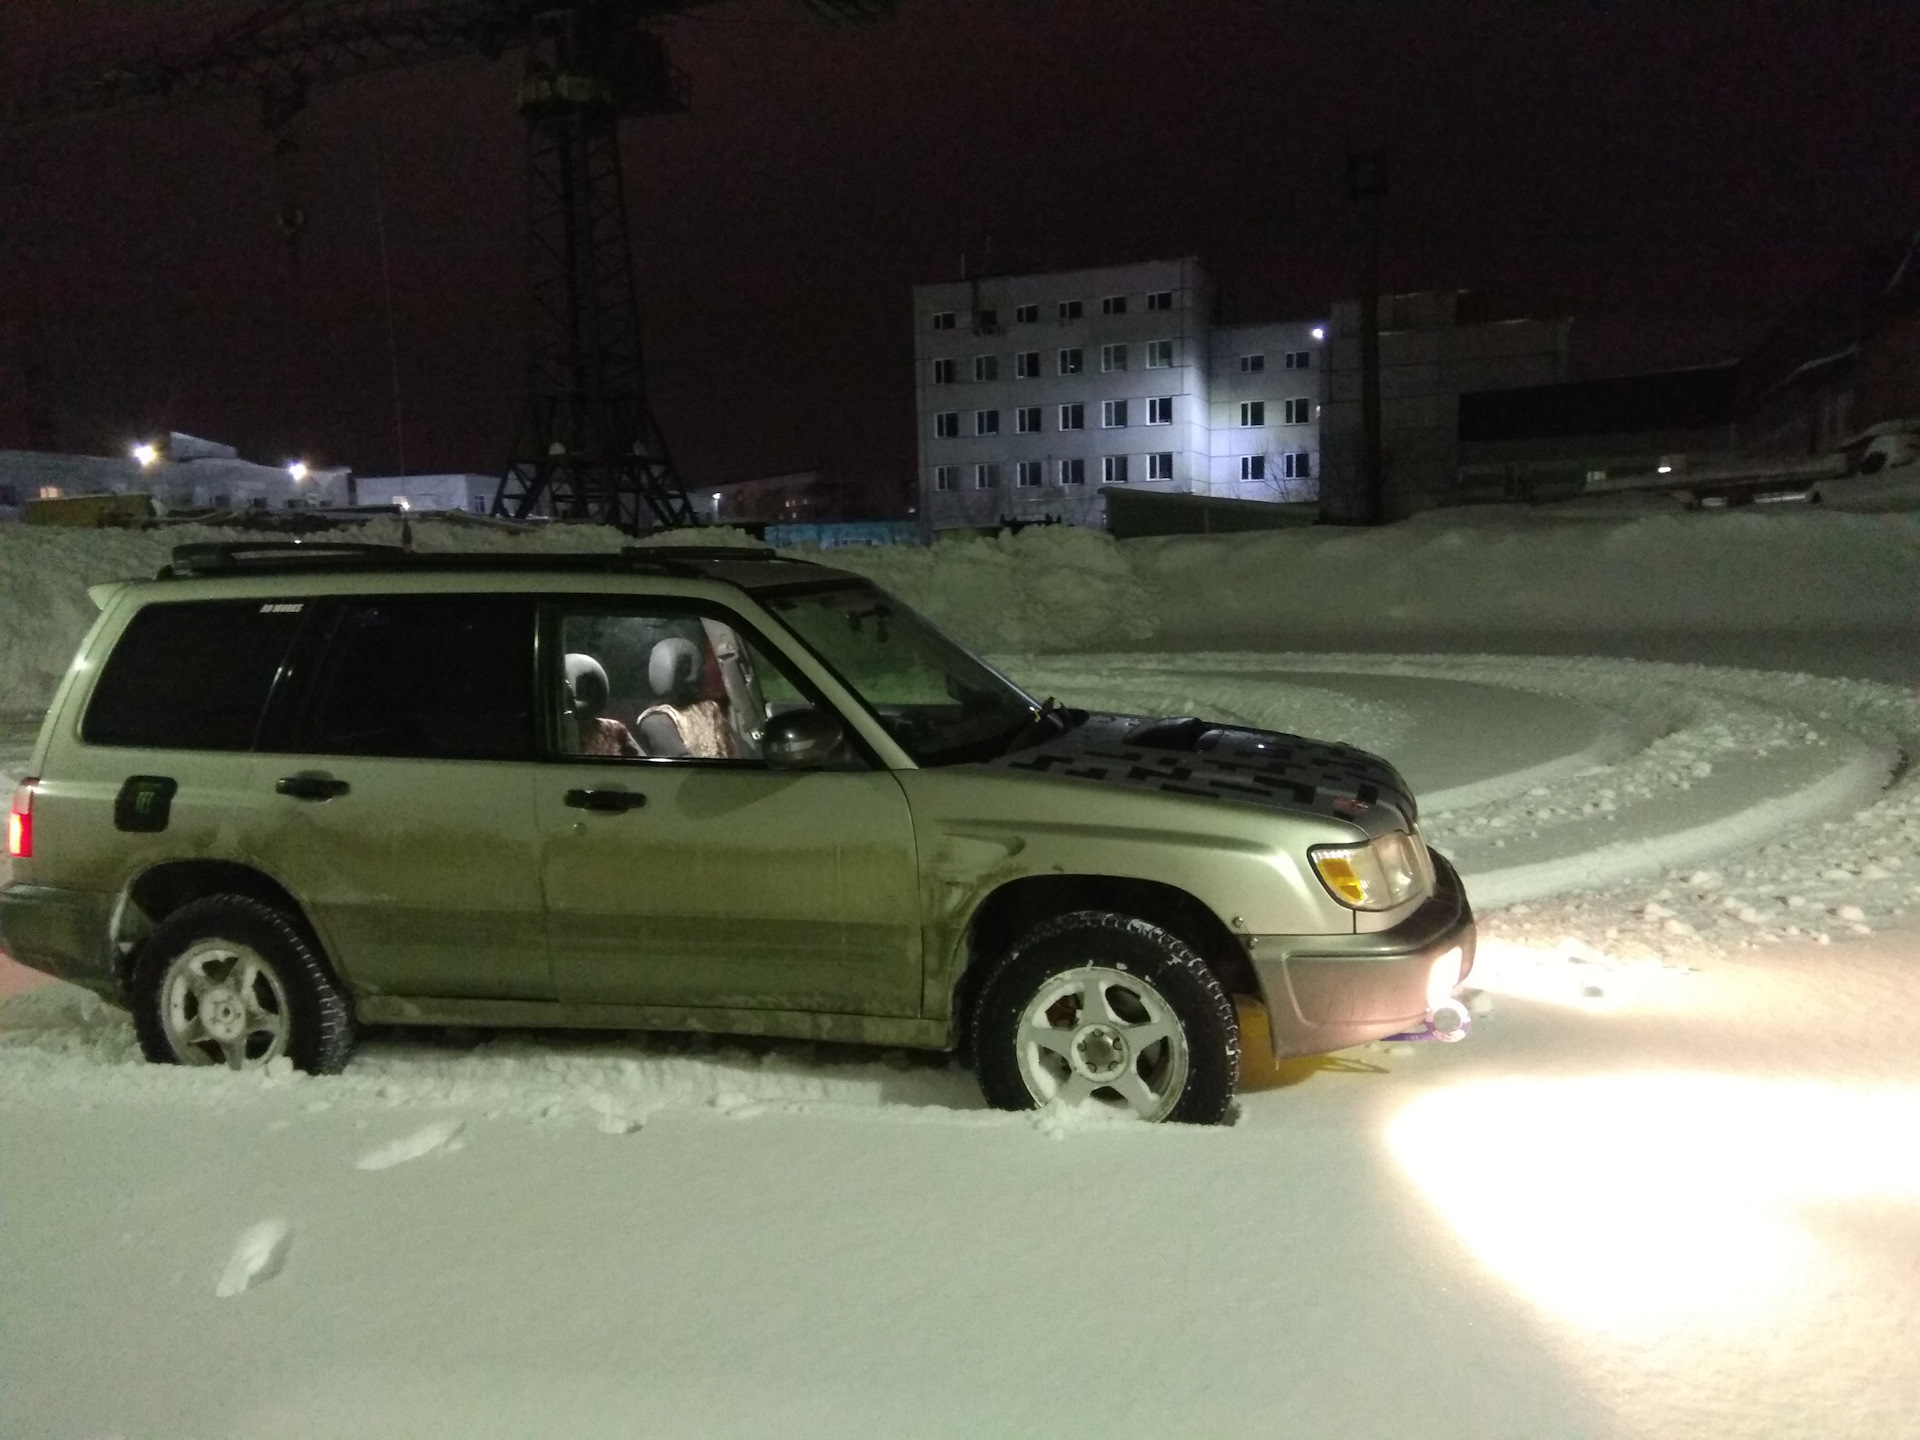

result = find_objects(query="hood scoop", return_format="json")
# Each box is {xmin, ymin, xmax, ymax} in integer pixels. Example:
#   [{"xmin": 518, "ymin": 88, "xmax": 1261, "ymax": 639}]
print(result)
[{"xmin": 1123, "ymin": 716, "xmax": 1213, "ymax": 751}]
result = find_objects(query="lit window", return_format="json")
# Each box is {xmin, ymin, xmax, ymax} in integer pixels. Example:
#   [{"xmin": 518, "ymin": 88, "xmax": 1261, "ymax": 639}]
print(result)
[
  {"xmin": 1146, "ymin": 290, "xmax": 1173, "ymax": 310},
  {"xmin": 1284, "ymin": 398, "xmax": 1312, "ymax": 424},
  {"xmin": 1102, "ymin": 400, "xmax": 1129, "ymax": 428},
  {"xmin": 974, "ymin": 355, "xmax": 998, "ymax": 382},
  {"xmin": 1148, "ymin": 452, "xmax": 1173, "ymax": 480},
  {"xmin": 1103, "ymin": 454, "xmax": 1130, "ymax": 483},
  {"xmin": 1240, "ymin": 401, "xmax": 1265, "ymax": 427},
  {"xmin": 1283, "ymin": 452, "xmax": 1314, "ymax": 479},
  {"xmin": 1016, "ymin": 406, "xmax": 1042, "ymax": 433},
  {"xmin": 1059, "ymin": 402, "xmax": 1085, "ymax": 430},
  {"xmin": 1101, "ymin": 295, "xmax": 1127, "ymax": 315},
  {"xmin": 1016, "ymin": 461, "xmax": 1044, "ymax": 488},
  {"xmin": 1015, "ymin": 351, "xmax": 1041, "ymax": 378},
  {"xmin": 1058, "ymin": 299, "xmax": 1083, "ymax": 321},
  {"xmin": 1241, "ymin": 455, "xmax": 1266, "ymax": 480},
  {"xmin": 932, "ymin": 311, "xmax": 956, "ymax": 330},
  {"xmin": 1146, "ymin": 397, "xmax": 1173, "ymax": 425},
  {"xmin": 1015, "ymin": 303, "xmax": 1039, "ymax": 324},
  {"xmin": 931, "ymin": 358, "xmax": 956, "ymax": 384},
  {"xmin": 935, "ymin": 465, "xmax": 959, "ymax": 491},
  {"xmin": 974, "ymin": 409, "xmax": 1000, "ymax": 436},
  {"xmin": 935, "ymin": 412, "xmax": 961, "ymax": 438},
  {"xmin": 973, "ymin": 462, "xmax": 1001, "ymax": 490},
  {"xmin": 37, "ymin": 485, "xmax": 63, "ymax": 500},
  {"xmin": 1101, "ymin": 344, "xmax": 1128, "ymax": 373},
  {"xmin": 1145, "ymin": 340, "xmax": 1173, "ymax": 368},
  {"xmin": 1058, "ymin": 347, "xmax": 1083, "ymax": 375},
  {"xmin": 1059, "ymin": 457, "xmax": 1085, "ymax": 485},
  {"xmin": 1284, "ymin": 350, "xmax": 1312, "ymax": 369},
  {"xmin": 1239, "ymin": 354, "xmax": 1265, "ymax": 373}
]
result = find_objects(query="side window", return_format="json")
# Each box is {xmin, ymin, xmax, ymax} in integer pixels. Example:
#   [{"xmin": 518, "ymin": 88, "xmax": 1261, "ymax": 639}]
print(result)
[
  {"xmin": 299, "ymin": 596, "xmax": 534, "ymax": 760},
  {"xmin": 83, "ymin": 599, "xmax": 307, "ymax": 751},
  {"xmin": 553, "ymin": 607, "xmax": 848, "ymax": 766}
]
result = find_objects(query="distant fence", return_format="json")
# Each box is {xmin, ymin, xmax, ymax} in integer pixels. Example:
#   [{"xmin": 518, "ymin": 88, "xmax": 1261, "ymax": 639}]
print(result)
[{"xmin": 762, "ymin": 520, "xmax": 922, "ymax": 549}]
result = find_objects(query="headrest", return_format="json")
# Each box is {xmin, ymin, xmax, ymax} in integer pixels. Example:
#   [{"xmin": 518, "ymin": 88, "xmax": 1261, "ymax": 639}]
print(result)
[
  {"xmin": 564, "ymin": 653, "xmax": 610, "ymax": 715},
  {"xmin": 649, "ymin": 637, "xmax": 701, "ymax": 704}
]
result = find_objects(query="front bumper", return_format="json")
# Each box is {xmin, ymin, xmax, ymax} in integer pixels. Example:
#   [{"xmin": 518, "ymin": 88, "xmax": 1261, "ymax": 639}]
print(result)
[
  {"xmin": 1246, "ymin": 851, "xmax": 1476, "ymax": 1060},
  {"xmin": 0, "ymin": 883, "xmax": 121, "ymax": 1002}
]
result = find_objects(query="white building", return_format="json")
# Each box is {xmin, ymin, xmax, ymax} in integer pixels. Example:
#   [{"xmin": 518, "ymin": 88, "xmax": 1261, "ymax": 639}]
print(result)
[
  {"xmin": 913, "ymin": 258, "xmax": 1325, "ymax": 531},
  {"xmin": 0, "ymin": 433, "xmax": 351, "ymax": 517},
  {"xmin": 353, "ymin": 473, "xmax": 496, "ymax": 515}
]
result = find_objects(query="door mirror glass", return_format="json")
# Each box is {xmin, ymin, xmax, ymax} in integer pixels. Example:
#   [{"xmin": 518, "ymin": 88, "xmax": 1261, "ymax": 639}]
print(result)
[{"xmin": 760, "ymin": 706, "xmax": 843, "ymax": 770}]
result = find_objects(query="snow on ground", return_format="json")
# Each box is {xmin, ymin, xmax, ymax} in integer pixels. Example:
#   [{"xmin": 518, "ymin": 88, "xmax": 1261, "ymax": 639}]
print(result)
[{"xmin": 4, "ymin": 507, "xmax": 1920, "ymax": 1438}]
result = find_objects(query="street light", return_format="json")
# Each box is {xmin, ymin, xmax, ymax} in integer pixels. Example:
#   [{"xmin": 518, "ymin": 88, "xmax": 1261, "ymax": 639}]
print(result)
[
  {"xmin": 131, "ymin": 442, "xmax": 159, "ymax": 467},
  {"xmin": 288, "ymin": 461, "xmax": 310, "ymax": 483}
]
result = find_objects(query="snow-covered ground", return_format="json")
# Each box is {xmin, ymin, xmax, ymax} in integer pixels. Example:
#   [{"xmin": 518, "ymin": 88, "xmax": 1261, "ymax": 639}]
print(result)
[{"xmin": 3, "ymin": 506, "xmax": 1919, "ymax": 1438}]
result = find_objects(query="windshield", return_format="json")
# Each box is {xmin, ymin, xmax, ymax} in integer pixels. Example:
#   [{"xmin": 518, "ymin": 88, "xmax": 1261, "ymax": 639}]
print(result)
[{"xmin": 763, "ymin": 584, "xmax": 1043, "ymax": 765}]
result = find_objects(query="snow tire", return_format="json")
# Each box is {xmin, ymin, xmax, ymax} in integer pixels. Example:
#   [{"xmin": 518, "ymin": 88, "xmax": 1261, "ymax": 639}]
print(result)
[
  {"xmin": 131, "ymin": 894, "xmax": 357, "ymax": 1074},
  {"xmin": 972, "ymin": 909, "xmax": 1239, "ymax": 1125}
]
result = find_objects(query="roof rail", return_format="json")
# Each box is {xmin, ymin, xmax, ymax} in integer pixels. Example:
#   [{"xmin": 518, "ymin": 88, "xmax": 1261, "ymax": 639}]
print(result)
[
  {"xmin": 619, "ymin": 543, "xmax": 778, "ymax": 562},
  {"xmin": 151, "ymin": 538, "xmax": 822, "ymax": 583},
  {"xmin": 163, "ymin": 541, "xmax": 405, "ymax": 577}
]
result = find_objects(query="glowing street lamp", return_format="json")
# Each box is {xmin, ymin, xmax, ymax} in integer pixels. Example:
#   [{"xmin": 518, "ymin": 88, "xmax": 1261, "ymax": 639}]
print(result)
[
  {"xmin": 131, "ymin": 442, "xmax": 160, "ymax": 467},
  {"xmin": 287, "ymin": 461, "xmax": 310, "ymax": 483},
  {"xmin": 1311, "ymin": 326, "xmax": 1326, "ymax": 341}
]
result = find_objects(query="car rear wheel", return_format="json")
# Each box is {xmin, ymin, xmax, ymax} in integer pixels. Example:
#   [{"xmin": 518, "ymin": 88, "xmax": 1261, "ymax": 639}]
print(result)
[
  {"xmin": 131, "ymin": 894, "xmax": 356, "ymax": 1074},
  {"xmin": 972, "ymin": 911, "xmax": 1239, "ymax": 1124}
]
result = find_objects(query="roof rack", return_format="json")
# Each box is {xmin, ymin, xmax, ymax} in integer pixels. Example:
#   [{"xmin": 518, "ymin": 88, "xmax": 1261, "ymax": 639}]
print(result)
[{"xmin": 156, "ymin": 539, "xmax": 822, "ymax": 582}]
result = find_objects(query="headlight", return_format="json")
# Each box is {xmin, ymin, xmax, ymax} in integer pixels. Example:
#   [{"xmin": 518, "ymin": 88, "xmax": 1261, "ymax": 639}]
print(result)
[{"xmin": 1309, "ymin": 829, "xmax": 1430, "ymax": 911}]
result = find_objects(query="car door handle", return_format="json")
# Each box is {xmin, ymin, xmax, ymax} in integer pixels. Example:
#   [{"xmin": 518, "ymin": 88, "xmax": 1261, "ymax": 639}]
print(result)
[
  {"xmin": 277, "ymin": 773, "xmax": 351, "ymax": 801},
  {"xmin": 564, "ymin": 788, "xmax": 647, "ymax": 813}
]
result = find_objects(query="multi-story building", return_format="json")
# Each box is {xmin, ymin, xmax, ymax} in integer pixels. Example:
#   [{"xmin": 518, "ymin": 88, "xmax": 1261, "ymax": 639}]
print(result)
[{"xmin": 913, "ymin": 258, "xmax": 1326, "ymax": 531}]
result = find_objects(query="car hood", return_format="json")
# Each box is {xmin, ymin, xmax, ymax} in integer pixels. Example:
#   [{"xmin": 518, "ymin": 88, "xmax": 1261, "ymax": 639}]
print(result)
[{"xmin": 989, "ymin": 713, "xmax": 1418, "ymax": 828}]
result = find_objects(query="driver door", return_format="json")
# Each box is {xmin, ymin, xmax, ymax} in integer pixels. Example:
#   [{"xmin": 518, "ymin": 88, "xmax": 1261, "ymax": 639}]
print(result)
[{"xmin": 535, "ymin": 601, "xmax": 923, "ymax": 1017}]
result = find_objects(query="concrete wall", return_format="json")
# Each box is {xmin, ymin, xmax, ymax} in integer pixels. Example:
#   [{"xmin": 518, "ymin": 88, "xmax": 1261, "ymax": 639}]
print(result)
[{"xmin": 1207, "ymin": 320, "xmax": 1325, "ymax": 501}]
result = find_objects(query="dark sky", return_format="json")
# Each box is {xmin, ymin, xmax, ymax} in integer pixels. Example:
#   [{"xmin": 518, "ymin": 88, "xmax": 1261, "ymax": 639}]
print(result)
[{"xmin": 2, "ymin": 0, "xmax": 1916, "ymax": 489}]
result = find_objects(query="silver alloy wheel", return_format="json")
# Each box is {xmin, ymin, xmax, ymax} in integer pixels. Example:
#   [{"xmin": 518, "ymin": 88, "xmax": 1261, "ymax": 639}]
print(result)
[
  {"xmin": 1014, "ymin": 964, "xmax": 1190, "ymax": 1120},
  {"xmin": 158, "ymin": 938, "xmax": 292, "ymax": 1071}
]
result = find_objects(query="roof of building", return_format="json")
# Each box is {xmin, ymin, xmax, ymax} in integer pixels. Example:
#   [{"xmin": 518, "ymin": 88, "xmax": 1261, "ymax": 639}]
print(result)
[{"xmin": 1458, "ymin": 363, "xmax": 1742, "ymax": 443}]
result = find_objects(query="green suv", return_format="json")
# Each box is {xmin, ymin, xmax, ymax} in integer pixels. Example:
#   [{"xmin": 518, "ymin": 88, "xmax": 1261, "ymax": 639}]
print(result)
[{"xmin": 1, "ymin": 541, "xmax": 1474, "ymax": 1123}]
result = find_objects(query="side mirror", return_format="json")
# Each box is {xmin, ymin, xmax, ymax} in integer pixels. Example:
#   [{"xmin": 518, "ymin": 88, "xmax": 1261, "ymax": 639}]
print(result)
[{"xmin": 760, "ymin": 706, "xmax": 844, "ymax": 770}]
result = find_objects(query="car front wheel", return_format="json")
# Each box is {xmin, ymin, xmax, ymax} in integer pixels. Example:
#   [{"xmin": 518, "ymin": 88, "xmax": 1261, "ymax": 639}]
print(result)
[
  {"xmin": 130, "ymin": 894, "xmax": 356, "ymax": 1074},
  {"xmin": 972, "ymin": 911, "xmax": 1239, "ymax": 1124}
]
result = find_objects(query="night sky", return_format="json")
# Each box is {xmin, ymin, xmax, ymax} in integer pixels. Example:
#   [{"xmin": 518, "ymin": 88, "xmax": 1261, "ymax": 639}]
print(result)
[{"xmin": 1, "ymin": 0, "xmax": 1916, "ymax": 495}]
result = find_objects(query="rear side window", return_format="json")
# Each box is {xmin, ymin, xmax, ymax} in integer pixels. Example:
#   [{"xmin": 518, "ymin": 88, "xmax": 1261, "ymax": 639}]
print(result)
[
  {"xmin": 298, "ymin": 596, "xmax": 534, "ymax": 761},
  {"xmin": 82, "ymin": 600, "xmax": 306, "ymax": 751}
]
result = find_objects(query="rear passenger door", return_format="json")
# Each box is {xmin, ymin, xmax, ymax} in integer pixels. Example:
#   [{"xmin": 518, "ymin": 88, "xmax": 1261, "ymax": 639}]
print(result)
[{"xmin": 253, "ymin": 594, "xmax": 552, "ymax": 1002}]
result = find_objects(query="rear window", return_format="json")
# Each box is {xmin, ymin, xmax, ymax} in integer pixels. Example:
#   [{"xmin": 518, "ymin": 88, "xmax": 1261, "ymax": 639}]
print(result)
[
  {"xmin": 82, "ymin": 599, "xmax": 306, "ymax": 751},
  {"xmin": 297, "ymin": 596, "xmax": 534, "ymax": 761}
]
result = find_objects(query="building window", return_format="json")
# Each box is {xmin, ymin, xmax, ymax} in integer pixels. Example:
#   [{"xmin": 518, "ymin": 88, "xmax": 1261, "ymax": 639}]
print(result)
[
  {"xmin": 1240, "ymin": 401, "xmax": 1265, "ymax": 427},
  {"xmin": 935, "ymin": 412, "xmax": 961, "ymax": 438},
  {"xmin": 1146, "ymin": 397, "xmax": 1172, "ymax": 425},
  {"xmin": 1058, "ymin": 347, "xmax": 1083, "ymax": 375},
  {"xmin": 1101, "ymin": 295, "xmax": 1127, "ymax": 315},
  {"xmin": 1103, "ymin": 454, "xmax": 1130, "ymax": 484},
  {"xmin": 974, "ymin": 355, "xmax": 998, "ymax": 382},
  {"xmin": 934, "ymin": 465, "xmax": 959, "ymax": 491},
  {"xmin": 974, "ymin": 409, "xmax": 1000, "ymax": 436},
  {"xmin": 1241, "ymin": 455, "xmax": 1266, "ymax": 481},
  {"xmin": 1102, "ymin": 399, "xmax": 1129, "ymax": 428},
  {"xmin": 1015, "ymin": 350, "xmax": 1041, "ymax": 378},
  {"xmin": 1015, "ymin": 303, "xmax": 1039, "ymax": 324},
  {"xmin": 1058, "ymin": 299, "xmax": 1083, "ymax": 321},
  {"xmin": 973, "ymin": 462, "xmax": 1001, "ymax": 490},
  {"xmin": 38, "ymin": 485, "xmax": 64, "ymax": 500},
  {"xmin": 1146, "ymin": 290, "xmax": 1173, "ymax": 310},
  {"xmin": 1100, "ymin": 343, "xmax": 1128, "ymax": 373},
  {"xmin": 1284, "ymin": 398, "xmax": 1312, "ymax": 424},
  {"xmin": 1284, "ymin": 350, "xmax": 1312, "ymax": 369},
  {"xmin": 1016, "ymin": 406, "xmax": 1042, "ymax": 433},
  {"xmin": 1239, "ymin": 354, "xmax": 1265, "ymax": 373},
  {"xmin": 1016, "ymin": 460, "xmax": 1044, "ymax": 488},
  {"xmin": 932, "ymin": 311, "xmax": 956, "ymax": 330},
  {"xmin": 1059, "ymin": 402, "xmax": 1085, "ymax": 430},
  {"xmin": 974, "ymin": 308, "xmax": 998, "ymax": 331},
  {"xmin": 1145, "ymin": 339, "xmax": 1173, "ymax": 368},
  {"xmin": 1148, "ymin": 452, "xmax": 1173, "ymax": 480},
  {"xmin": 931, "ymin": 358, "xmax": 956, "ymax": 384},
  {"xmin": 1059, "ymin": 457, "xmax": 1085, "ymax": 485},
  {"xmin": 1283, "ymin": 451, "xmax": 1314, "ymax": 479}
]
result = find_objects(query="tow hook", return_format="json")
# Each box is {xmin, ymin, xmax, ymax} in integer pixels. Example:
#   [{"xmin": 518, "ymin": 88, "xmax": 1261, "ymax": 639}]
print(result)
[{"xmin": 1386, "ymin": 997, "xmax": 1472, "ymax": 1044}]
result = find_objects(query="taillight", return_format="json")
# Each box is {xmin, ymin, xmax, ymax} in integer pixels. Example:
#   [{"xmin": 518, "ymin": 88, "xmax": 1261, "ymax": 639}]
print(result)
[{"xmin": 7, "ymin": 779, "xmax": 34, "ymax": 860}]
